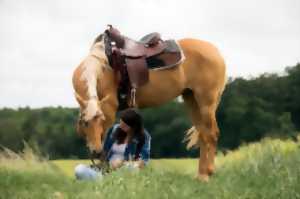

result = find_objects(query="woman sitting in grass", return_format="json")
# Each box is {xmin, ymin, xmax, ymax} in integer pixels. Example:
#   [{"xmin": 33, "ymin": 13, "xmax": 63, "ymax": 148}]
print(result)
[
  {"xmin": 75, "ymin": 109, "xmax": 151, "ymax": 180},
  {"xmin": 104, "ymin": 108, "xmax": 151, "ymax": 169}
]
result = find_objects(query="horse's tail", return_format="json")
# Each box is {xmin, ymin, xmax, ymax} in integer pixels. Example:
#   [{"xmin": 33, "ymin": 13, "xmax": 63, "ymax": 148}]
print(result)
[{"xmin": 183, "ymin": 126, "xmax": 200, "ymax": 149}]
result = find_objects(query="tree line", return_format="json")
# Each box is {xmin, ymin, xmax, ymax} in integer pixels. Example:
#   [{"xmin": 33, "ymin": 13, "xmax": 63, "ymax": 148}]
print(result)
[{"xmin": 0, "ymin": 63, "xmax": 299, "ymax": 159}]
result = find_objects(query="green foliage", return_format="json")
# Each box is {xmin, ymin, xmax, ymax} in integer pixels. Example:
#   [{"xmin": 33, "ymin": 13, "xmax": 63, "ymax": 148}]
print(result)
[
  {"xmin": 0, "ymin": 63, "xmax": 300, "ymax": 158},
  {"xmin": 140, "ymin": 101, "xmax": 194, "ymax": 158},
  {"xmin": 1, "ymin": 139, "xmax": 300, "ymax": 199},
  {"xmin": 218, "ymin": 63, "xmax": 300, "ymax": 149},
  {"xmin": 0, "ymin": 107, "xmax": 88, "ymax": 159}
]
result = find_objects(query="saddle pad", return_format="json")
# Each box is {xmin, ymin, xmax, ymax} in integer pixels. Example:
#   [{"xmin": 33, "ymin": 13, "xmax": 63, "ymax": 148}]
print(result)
[
  {"xmin": 164, "ymin": 40, "xmax": 182, "ymax": 53},
  {"xmin": 146, "ymin": 40, "xmax": 185, "ymax": 70}
]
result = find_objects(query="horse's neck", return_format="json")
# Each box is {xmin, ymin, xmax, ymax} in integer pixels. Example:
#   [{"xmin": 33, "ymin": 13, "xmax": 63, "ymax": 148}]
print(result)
[
  {"xmin": 98, "ymin": 71, "xmax": 119, "ymax": 130},
  {"xmin": 82, "ymin": 41, "xmax": 119, "ymax": 123},
  {"xmin": 82, "ymin": 41, "xmax": 110, "ymax": 99},
  {"xmin": 90, "ymin": 42, "xmax": 107, "ymax": 63},
  {"xmin": 89, "ymin": 43, "xmax": 118, "ymax": 99}
]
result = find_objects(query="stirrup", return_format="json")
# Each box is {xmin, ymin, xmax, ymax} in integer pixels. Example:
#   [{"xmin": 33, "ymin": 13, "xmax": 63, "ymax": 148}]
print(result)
[{"xmin": 130, "ymin": 88, "xmax": 137, "ymax": 107}]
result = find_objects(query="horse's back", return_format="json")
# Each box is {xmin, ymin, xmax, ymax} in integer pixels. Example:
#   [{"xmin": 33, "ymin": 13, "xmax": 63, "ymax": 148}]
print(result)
[
  {"xmin": 178, "ymin": 38, "xmax": 226, "ymax": 91},
  {"xmin": 179, "ymin": 38, "xmax": 225, "ymax": 67}
]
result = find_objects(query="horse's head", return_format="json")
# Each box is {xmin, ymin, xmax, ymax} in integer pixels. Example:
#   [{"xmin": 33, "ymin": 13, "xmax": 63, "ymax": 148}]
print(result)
[
  {"xmin": 75, "ymin": 93, "xmax": 109, "ymax": 154},
  {"xmin": 73, "ymin": 30, "xmax": 119, "ymax": 156}
]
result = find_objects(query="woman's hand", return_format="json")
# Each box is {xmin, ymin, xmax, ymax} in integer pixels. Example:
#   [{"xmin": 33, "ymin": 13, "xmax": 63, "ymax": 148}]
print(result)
[
  {"xmin": 123, "ymin": 160, "xmax": 145, "ymax": 169},
  {"xmin": 135, "ymin": 160, "xmax": 145, "ymax": 169},
  {"xmin": 110, "ymin": 159, "xmax": 124, "ymax": 170}
]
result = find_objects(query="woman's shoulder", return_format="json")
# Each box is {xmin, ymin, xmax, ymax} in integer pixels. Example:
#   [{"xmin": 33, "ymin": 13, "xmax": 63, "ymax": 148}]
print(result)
[
  {"xmin": 112, "ymin": 123, "xmax": 120, "ymax": 130},
  {"xmin": 109, "ymin": 124, "xmax": 120, "ymax": 134},
  {"xmin": 105, "ymin": 124, "xmax": 120, "ymax": 141}
]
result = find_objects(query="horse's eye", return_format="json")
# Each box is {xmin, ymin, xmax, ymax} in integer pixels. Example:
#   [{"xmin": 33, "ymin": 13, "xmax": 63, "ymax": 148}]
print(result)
[
  {"xmin": 83, "ymin": 121, "xmax": 89, "ymax": 127},
  {"xmin": 80, "ymin": 119, "xmax": 89, "ymax": 127}
]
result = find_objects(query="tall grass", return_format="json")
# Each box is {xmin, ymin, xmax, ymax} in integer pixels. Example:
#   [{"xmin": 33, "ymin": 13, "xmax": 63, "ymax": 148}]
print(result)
[
  {"xmin": 0, "ymin": 142, "xmax": 52, "ymax": 172},
  {"xmin": 1, "ymin": 138, "xmax": 300, "ymax": 199}
]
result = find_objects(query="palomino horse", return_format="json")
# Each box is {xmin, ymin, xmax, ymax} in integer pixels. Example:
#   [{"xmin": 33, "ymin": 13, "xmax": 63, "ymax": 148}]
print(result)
[{"xmin": 72, "ymin": 32, "xmax": 226, "ymax": 181}]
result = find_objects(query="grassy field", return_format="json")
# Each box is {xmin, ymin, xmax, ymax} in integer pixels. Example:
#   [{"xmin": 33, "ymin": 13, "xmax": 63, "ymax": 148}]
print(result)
[{"xmin": 1, "ymin": 138, "xmax": 300, "ymax": 199}]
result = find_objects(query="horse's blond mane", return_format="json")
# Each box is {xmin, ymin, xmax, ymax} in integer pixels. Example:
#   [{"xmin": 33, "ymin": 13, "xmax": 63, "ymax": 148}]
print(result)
[
  {"xmin": 79, "ymin": 40, "xmax": 110, "ymax": 121},
  {"xmin": 90, "ymin": 40, "xmax": 107, "ymax": 61}
]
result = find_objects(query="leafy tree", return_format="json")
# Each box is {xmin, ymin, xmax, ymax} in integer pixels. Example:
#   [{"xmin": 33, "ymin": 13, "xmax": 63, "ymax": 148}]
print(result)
[{"xmin": 0, "ymin": 63, "xmax": 299, "ymax": 158}]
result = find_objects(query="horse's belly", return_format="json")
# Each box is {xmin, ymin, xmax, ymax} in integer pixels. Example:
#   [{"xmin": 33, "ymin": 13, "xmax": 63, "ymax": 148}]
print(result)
[{"xmin": 135, "ymin": 66, "xmax": 185, "ymax": 108}]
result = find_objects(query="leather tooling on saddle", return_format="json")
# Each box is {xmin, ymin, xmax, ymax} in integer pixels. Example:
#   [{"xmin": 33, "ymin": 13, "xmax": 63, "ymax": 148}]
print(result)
[{"xmin": 103, "ymin": 25, "xmax": 185, "ymax": 110}]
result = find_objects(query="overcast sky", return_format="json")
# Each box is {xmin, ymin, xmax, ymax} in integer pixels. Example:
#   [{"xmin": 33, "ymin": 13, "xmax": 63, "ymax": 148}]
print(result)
[{"xmin": 0, "ymin": 0, "xmax": 299, "ymax": 108}]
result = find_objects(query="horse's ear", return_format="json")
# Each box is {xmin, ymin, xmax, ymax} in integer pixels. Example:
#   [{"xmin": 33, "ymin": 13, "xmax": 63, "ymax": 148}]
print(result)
[{"xmin": 75, "ymin": 92, "xmax": 87, "ymax": 108}]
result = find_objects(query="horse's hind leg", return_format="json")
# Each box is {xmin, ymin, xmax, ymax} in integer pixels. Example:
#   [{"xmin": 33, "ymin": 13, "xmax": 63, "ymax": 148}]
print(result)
[
  {"xmin": 183, "ymin": 89, "xmax": 220, "ymax": 181},
  {"xmin": 195, "ymin": 90, "xmax": 220, "ymax": 181}
]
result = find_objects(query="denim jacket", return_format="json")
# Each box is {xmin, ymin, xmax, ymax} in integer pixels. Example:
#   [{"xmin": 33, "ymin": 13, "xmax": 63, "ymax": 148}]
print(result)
[{"xmin": 103, "ymin": 124, "xmax": 151, "ymax": 163}]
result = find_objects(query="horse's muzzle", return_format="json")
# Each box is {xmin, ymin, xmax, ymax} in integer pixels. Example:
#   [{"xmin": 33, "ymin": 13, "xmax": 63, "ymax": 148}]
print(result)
[
  {"xmin": 90, "ymin": 150, "xmax": 102, "ymax": 160},
  {"xmin": 90, "ymin": 150, "xmax": 107, "ymax": 166}
]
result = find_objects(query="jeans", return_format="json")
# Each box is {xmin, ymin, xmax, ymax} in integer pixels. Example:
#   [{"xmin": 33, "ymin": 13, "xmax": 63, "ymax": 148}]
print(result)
[
  {"xmin": 74, "ymin": 164, "xmax": 103, "ymax": 181},
  {"xmin": 74, "ymin": 161, "xmax": 141, "ymax": 181}
]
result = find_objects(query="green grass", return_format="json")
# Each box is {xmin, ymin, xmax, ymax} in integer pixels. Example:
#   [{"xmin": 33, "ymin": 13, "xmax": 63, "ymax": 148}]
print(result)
[{"xmin": 1, "ymin": 138, "xmax": 300, "ymax": 199}]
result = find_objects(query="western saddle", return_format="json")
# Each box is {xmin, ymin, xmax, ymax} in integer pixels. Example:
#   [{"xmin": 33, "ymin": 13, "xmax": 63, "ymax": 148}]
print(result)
[{"xmin": 103, "ymin": 25, "xmax": 184, "ymax": 109}]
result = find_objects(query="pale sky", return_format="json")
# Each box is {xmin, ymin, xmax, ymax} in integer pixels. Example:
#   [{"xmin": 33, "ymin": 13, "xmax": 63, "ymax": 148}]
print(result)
[{"xmin": 0, "ymin": 0, "xmax": 299, "ymax": 108}]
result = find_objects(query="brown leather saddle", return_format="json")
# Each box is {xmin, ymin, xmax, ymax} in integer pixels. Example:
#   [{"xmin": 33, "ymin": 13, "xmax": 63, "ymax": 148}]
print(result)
[{"xmin": 103, "ymin": 25, "xmax": 184, "ymax": 109}]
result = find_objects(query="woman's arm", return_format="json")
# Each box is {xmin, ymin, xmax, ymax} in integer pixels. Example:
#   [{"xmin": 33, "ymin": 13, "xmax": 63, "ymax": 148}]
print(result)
[{"xmin": 139, "ymin": 129, "xmax": 151, "ymax": 164}]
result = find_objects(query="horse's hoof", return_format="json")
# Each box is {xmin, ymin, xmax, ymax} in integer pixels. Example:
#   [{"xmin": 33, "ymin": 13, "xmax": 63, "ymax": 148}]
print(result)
[
  {"xmin": 196, "ymin": 174, "xmax": 209, "ymax": 182},
  {"xmin": 207, "ymin": 167, "xmax": 215, "ymax": 176}
]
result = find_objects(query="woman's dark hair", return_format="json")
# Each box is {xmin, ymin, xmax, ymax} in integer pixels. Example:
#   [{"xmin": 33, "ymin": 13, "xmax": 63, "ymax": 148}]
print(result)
[{"xmin": 114, "ymin": 108, "xmax": 145, "ymax": 159}]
